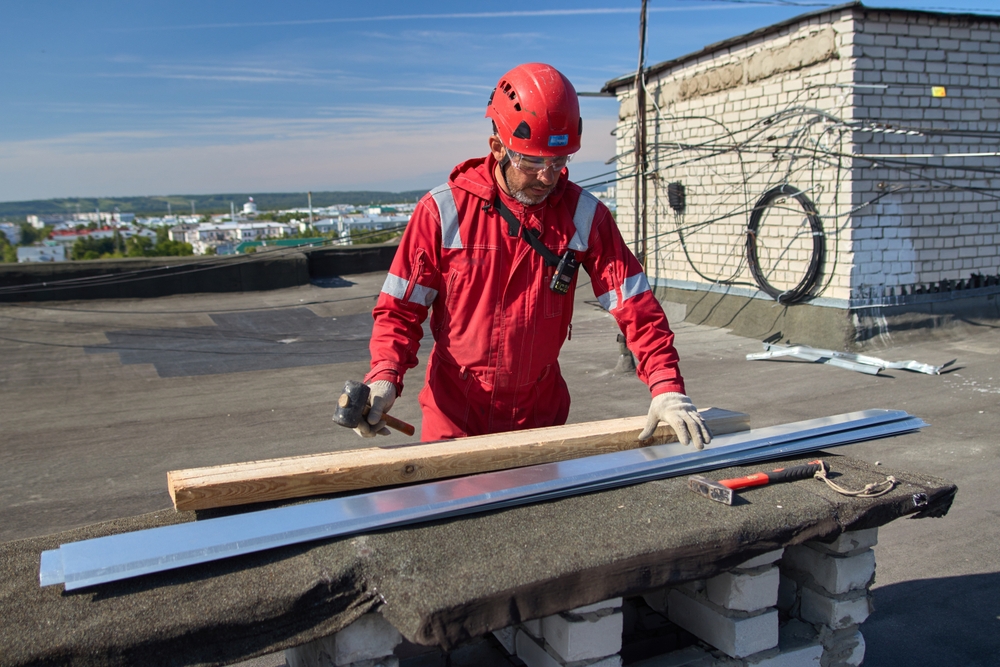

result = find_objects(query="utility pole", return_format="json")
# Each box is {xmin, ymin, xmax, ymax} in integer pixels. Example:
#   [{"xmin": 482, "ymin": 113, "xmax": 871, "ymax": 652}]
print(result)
[{"xmin": 633, "ymin": 0, "xmax": 649, "ymax": 266}]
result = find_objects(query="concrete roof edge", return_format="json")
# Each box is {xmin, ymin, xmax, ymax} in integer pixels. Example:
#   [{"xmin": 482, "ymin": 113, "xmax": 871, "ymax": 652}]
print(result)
[{"xmin": 600, "ymin": 1, "xmax": 1000, "ymax": 94}]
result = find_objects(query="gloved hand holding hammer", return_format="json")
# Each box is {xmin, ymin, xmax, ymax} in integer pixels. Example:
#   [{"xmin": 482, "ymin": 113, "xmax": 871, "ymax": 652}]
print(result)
[
  {"xmin": 353, "ymin": 380, "xmax": 397, "ymax": 438},
  {"xmin": 638, "ymin": 392, "xmax": 712, "ymax": 449}
]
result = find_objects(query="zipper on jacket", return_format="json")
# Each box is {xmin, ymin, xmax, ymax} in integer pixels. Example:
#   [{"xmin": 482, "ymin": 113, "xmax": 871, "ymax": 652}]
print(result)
[{"xmin": 403, "ymin": 251, "xmax": 426, "ymax": 303}]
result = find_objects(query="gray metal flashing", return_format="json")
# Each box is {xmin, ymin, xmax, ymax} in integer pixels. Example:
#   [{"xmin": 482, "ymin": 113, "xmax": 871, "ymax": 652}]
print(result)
[
  {"xmin": 650, "ymin": 277, "xmax": 850, "ymax": 309},
  {"xmin": 40, "ymin": 410, "xmax": 924, "ymax": 591},
  {"xmin": 847, "ymin": 283, "xmax": 1000, "ymax": 310},
  {"xmin": 651, "ymin": 276, "xmax": 1000, "ymax": 312}
]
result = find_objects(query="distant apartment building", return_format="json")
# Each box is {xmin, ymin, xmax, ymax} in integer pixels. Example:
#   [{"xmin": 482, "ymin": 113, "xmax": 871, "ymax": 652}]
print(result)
[
  {"xmin": 47, "ymin": 227, "xmax": 155, "ymax": 246},
  {"xmin": 27, "ymin": 211, "xmax": 135, "ymax": 228},
  {"xmin": 307, "ymin": 215, "xmax": 410, "ymax": 238},
  {"xmin": 17, "ymin": 245, "xmax": 66, "ymax": 263},
  {"xmin": 170, "ymin": 220, "xmax": 295, "ymax": 254},
  {"xmin": 26, "ymin": 214, "xmax": 75, "ymax": 229}
]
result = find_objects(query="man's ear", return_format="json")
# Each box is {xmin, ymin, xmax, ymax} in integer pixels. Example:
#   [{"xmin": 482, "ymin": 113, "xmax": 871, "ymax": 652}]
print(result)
[{"xmin": 488, "ymin": 135, "xmax": 506, "ymax": 162}]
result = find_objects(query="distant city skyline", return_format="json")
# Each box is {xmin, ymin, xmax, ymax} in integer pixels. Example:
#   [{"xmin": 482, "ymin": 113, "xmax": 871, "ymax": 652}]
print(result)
[{"xmin": 3, "ymin": 0, "xmax": 998, "ymax": 202}]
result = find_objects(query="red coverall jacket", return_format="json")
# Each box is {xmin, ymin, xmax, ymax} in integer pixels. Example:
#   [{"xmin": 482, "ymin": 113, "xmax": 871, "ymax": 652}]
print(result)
[{"xmin": 365, "ymin": 155, "xmax": 685, "ymax": 441}]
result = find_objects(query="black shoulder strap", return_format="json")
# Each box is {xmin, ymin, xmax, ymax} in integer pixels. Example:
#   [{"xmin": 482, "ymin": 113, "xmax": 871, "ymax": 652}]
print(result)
[{"xmin": 493, "ymin": 195, "xmax": 561, "ymax": 267}]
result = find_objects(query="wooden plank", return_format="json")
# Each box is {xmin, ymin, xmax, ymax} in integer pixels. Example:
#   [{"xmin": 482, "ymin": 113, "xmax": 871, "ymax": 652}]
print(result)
[{"xmin": 167, "ymin": 407, "xmax": 749, "ymax": 511}]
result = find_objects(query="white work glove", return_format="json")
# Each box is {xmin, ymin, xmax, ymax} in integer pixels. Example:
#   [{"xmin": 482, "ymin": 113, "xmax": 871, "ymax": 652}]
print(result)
[
  {"xmin": 638, "ymin": 392, "xmax": 712, "ymax": 449},
  {"xmin": 353, "ymin": 380, "xmax": 397, "ymax": 438}
]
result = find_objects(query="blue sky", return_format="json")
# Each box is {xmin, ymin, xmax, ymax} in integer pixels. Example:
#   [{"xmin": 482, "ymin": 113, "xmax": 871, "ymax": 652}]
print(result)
[{"xmin": 2, "ymin": 1, "xmax": 999, "ymax": 202}]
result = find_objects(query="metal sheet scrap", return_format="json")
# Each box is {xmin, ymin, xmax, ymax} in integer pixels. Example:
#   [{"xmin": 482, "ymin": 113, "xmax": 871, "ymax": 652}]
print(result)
[{"xmin": 746, "ymin": 342, "xmax": 955, "ymax": 375}]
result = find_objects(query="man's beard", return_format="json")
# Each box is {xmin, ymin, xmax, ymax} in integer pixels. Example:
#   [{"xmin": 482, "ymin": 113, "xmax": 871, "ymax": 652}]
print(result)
[
  {"xmin": 511, "ymin": 187, "xmax": 547, "ymax": 206},
  {"xmin": 502, "ymin": 163, "xmax": 552, "ymax": 206}
]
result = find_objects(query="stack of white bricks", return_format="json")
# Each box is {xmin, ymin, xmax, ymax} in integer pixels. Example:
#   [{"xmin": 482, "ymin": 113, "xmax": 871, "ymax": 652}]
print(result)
[
  {"xmin": 778, "ymin": 528, "xmax": 878, "ymax": 667},
  {"xmin": 286, "ymin": 613, "xmax": 403, "ymax": 667},
  {"xmin": 641, "ymin": 548, "xmax": 825, "ymax": 666},
  {"xmin": 493, "ymin": 598, "xmax": 625, "ymax": 667},
  {"xmin": 283, "ymin": 530, "xmax": 878, "ymax": 667}
]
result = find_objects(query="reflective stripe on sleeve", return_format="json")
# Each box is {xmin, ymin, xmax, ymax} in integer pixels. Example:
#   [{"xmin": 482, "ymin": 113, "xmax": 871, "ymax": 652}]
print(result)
[
  {"xmin": 621, "ymin": 272, "xmax": 651, "ymax": 301},
  {"xmin": 596, "ymin": 271, "xmax": 650, "ymax": 312},
  {"xmin": 381, "ymin": 273, "xmax": 438, "ymax": 307},
  {"xmin": 430, "ymin": 183, "xmax": 462, "ymax": 249},
  {"xmin": 597, "ymin": 289, "xmax": 618, "ymax": 312},
  {"xmin": 568, "ymin": 190, "xmax": 599, "ymax": 252}
]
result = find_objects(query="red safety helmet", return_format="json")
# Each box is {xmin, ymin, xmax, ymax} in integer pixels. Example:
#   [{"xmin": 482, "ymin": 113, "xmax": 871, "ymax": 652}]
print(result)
[{"xmin": 486, "ymin": 63, "xmax": 582, "ymax": 157}]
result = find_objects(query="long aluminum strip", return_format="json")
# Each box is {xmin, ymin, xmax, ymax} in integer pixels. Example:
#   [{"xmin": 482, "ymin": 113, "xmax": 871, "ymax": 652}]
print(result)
[
  {"xmin": 492, "ymin": 416, "xmax": 926, "ymax": 510},
  {"xmin": 41, "ymin": 410, "xmax": 922, "ymax": 590}
]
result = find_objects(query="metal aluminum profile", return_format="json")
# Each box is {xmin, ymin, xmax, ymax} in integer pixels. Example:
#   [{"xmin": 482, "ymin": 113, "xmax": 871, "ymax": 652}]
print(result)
[
  {"xmin": 40, "ymin": 410, "xmax": 924, "ymax": 591},
  {"xmin": 747, "ymin": 342, "xmax": 952, "ymax": 375}
]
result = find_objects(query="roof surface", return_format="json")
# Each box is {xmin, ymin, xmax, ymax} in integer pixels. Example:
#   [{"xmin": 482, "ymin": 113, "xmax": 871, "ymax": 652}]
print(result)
[{"xmin": 0, "ymin": 271, "xmax": 996, "ymax": 666}]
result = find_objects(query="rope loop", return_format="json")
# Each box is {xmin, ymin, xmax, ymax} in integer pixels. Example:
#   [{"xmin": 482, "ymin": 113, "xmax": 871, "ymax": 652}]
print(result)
[{"xmin": 814, "ymin": 467, "xmax": 897, "ymax": 498}]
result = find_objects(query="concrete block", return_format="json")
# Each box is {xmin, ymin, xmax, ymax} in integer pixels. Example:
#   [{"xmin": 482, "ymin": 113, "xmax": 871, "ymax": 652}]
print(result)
[
  {"xmin": 286, "ymin": 645, "xmax": 398, "ymax": 667},
  {"xmin": 541, "ymin": 609, "xmax": 623, "ymax": 661},
  {"xmin": 516, "ymin": 630, "xmax": 622, "ymax": 667},
  {"xmin": 706, "ymin": 567, "xmax": 780, "ymax": 612},
  {"xmin": 493, "ymin": 626, "xmax": 516, "ymax": 654},
  {"xmin": 642, "ymin": 588, "xmax": 668, "ymax": 613},
  {"xmin": 515, "ymin": 630, "xmax": 561, "ymax": 667},
  {"xmin": 628, "ymin": 646, "xmax": 714, "ymax": 667},
  {"xmin": 667, "ymin": 590, "xmax": 778, "ymax": 659},
  {"xmin": 782, "ymin": 546, "xmax": 875, "ymax": 595},
  {"xmin": 332, "ymin": 614, "xmax": 402, "ymax": 666},
  {"xmin": 776, "ymin": 573, "xmax": 798, "ymax": 613},
  {"xmin": 746, "ymin": 642, "xmax": 823, "ymax": 666},
  {"xmin": 799, "ymin": 587, "xmax": 871, "ymax": 629},
  {"xmin": 582, "ymin": 656, "xmax": 622, "ymax": 667},
  {"xmin": 819, "ymin": 626, "xmax": 866, "ymax": 667},
  {"xmin": 570, "ymin": 597, "xmax": 623, "ymax": 615},
  {"xmin": 844, "ymin": 630, "xmax": 866, "ymax": 667},
  {"xmin": 737, "ymin": 549, "xmax": 784, "ymax": 570},
  {"xmin": 522, "ymin": 619, "xmax": 543, "ymax": 638}
]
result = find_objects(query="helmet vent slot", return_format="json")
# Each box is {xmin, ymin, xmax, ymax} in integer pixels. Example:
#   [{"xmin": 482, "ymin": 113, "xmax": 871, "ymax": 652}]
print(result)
[{"xmin": 513, "ymin": 121, "xmax": 532, "ymax": 139}]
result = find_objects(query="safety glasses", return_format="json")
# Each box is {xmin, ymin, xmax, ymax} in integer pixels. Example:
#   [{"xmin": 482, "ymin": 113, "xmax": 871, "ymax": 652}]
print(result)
[{"xmin": 506, "ymin": 148, "xmax": 571, "ymax": 175}]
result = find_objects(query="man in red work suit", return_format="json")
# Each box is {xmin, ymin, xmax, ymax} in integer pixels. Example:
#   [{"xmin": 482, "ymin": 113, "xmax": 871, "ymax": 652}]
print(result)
[{"xmin": 354, "ymin": 63, "xmax": 711, "ymax": 449}]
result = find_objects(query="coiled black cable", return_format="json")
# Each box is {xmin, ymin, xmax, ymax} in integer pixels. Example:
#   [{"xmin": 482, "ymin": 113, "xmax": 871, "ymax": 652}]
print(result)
[{"xmin": 745, "ymin": 184, "xmax": 825, "ymax": 304}]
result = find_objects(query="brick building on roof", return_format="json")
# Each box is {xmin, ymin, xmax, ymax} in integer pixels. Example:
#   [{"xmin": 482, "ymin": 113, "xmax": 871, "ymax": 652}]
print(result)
[{"xmin": 603, "ymin": 1, "xmax": 1000, "ymax": 348}]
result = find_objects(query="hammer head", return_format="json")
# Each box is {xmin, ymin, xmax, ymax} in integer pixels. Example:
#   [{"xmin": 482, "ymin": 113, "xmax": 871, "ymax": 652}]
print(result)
[
  {"xmin": 332, "ymin": 380, "xmax": 371, "ymax": 429},
  {"xmin": 688, "ymin": 475, "xmax": 734, "ymax": 505}
]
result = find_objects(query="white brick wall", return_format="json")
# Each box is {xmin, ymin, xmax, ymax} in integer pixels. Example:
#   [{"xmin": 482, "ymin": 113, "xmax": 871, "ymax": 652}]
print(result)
[{"xmin": 613, "ymin": 6, "xmax": 1000, "ymax": 305}]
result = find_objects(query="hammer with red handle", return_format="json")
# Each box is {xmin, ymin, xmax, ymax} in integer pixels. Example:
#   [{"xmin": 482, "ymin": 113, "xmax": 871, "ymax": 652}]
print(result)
[{"xmin": 688, "ymin": 460, "xmax": 828, "ymax": 505}]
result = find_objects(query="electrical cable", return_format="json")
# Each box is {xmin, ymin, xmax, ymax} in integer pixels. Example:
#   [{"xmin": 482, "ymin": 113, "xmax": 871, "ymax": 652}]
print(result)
[{"xmin": 745, "ymin": 184, "xmax": 825, "ymax": 304}]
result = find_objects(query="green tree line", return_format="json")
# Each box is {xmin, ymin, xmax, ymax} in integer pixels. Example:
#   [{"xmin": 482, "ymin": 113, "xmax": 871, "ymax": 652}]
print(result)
[{"xmin": 69, "ymin": 227, "xmax": 193, "ymax": 260}]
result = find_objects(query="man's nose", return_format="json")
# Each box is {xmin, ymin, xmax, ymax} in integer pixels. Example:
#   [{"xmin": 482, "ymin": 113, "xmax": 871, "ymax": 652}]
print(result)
[{"xmin": 537, "ymin": 167, "xmax": 558, "ymax": 185}]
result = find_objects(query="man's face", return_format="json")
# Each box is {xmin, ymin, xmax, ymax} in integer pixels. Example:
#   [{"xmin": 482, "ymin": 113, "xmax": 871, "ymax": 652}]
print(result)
[{"xmin": 489, "ymin": 136, "xmax": 561, "ymax": 206}]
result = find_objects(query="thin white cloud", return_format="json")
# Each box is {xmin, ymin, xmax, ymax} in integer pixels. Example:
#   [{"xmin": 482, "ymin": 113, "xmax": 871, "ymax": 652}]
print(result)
[{"xmin": 134, "ymin": 6, "xmax": 758, "ymax": 32}]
